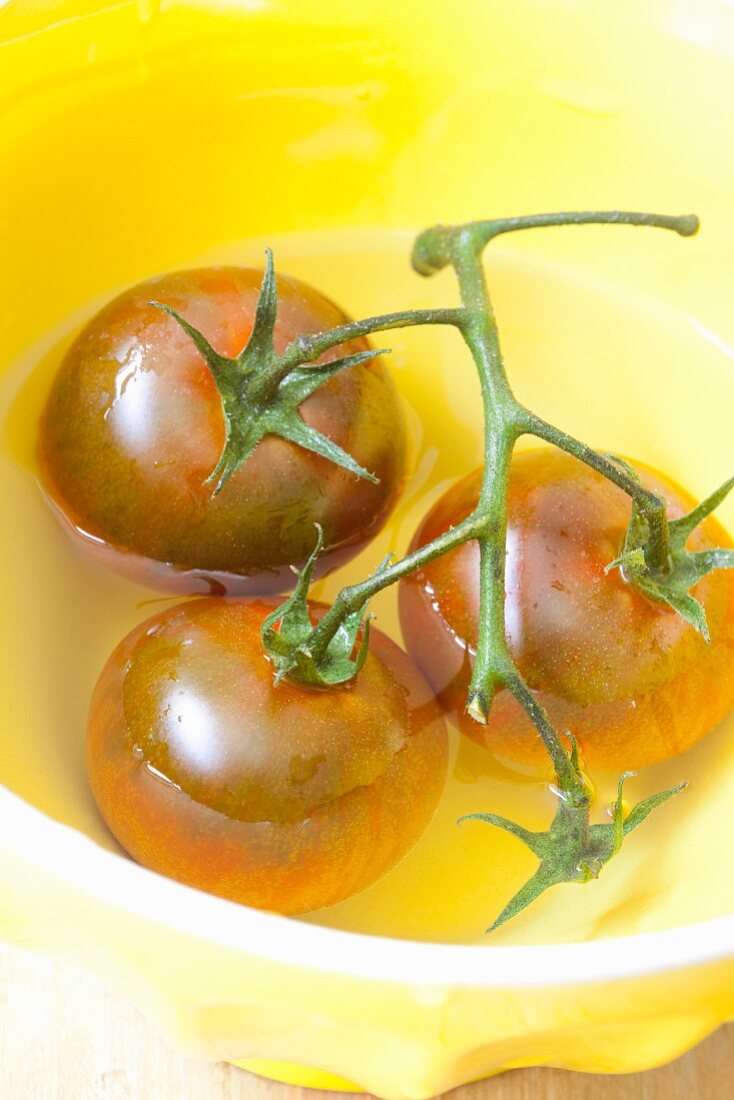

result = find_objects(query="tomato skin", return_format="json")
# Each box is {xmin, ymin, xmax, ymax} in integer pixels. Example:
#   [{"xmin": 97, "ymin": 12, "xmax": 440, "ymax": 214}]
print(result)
[
  {"xmin": 399, "ymin": 448, "xmax": 734, "ymax": 770},
  {"xmin": 86, "ymin": 599, "xmax": 448, "ymax": 914},
  {"xmin": 39, "ymin": 268, "xmax": 406, "ymax": 595}
]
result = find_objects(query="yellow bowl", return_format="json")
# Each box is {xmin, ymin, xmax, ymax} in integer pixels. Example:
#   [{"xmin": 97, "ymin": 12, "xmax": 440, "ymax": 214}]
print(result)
[{"xmin": 4, "ymin": 2, "xmax": 734, "ymax": 1096}]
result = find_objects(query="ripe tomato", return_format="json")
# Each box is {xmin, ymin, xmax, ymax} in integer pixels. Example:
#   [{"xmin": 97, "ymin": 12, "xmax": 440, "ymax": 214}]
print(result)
[
  {"xmin": 399, "ymin": 448, "xmax": 734, "ymax": 770},
  {"xmin": 39, "ymin": 267, "xmax": 406, "ymax": 595},
  {"xmin": 86, "ymin": 599, "xmax": 448, "ymax": 913}
]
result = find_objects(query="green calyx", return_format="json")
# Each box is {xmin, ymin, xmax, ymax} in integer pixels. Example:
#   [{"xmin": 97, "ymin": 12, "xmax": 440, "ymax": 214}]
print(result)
[
  {"xmin": 261, "ymin": 525, "xmax": 390, "ymax": 687},
  {"xmin": 461, "ymin": 739, "xmax": 686, "ymax": 931},
  {"xmin": 150, "ymin": 251, "xmax": 386, "ymax": 493},
  {"xmin": 606, "ymin": 467, "xmax": 734, "ymax": 640}
]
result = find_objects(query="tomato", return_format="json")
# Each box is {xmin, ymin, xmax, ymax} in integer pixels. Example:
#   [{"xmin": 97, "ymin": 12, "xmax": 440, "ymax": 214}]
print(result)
[
  {"xmin": 399, "ymin": 448, "xmax": 734, "ymax": 770},
  {"xmin": 39, "ymin": 267, "xmax": 406, "ymax": 595},
  {"xmin": 86, "ymin": 598, "xmax": 448, "ymax": 913}
]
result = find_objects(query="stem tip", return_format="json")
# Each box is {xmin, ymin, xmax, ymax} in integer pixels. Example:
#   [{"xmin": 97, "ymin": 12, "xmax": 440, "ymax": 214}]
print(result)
[
  {"xmin": 676, "ymin": 214, "xmax": 700, "ymax": 237},
  {"xmin": 411, "ymin": 226, "xmax": 453, "ymax": 276},
  {"xmin": 466, "ymin": 692, "xmax": 490, "ymax": 725}
]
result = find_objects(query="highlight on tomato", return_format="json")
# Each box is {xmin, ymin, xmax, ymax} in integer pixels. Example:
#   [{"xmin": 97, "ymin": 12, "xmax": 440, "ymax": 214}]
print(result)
[{"xmin": 39, "ymin": 262, "xmax": 407, "ymax": 595}]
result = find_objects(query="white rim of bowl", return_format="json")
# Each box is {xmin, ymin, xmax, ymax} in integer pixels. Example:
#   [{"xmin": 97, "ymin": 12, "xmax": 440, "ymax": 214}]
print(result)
[{"xmin": 3, "ymin": 784, "xmax": 732, "ymax": 989}]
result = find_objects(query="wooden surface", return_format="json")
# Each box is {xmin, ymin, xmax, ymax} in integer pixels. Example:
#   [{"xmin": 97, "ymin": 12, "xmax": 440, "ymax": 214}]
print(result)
[{"xmin": 1, "ymin": 942, "xmax": 732, "ymax": 1099}]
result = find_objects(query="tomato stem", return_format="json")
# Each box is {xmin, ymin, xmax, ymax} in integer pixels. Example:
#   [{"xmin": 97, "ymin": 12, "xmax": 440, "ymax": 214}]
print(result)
[
  {"xmin": 442, "ymin": 229, "xmax": 589, "ymax": 798},
  {"xmin": 522, "ymin": 413, "xmax": 672, "ymax": 573},
  {"xmin": 280, "ymin": 212, "xmax": 697, "ymax": 726},
  {"xmin": 279, "ymin": 307, "xmax": 467, "ymax": 368},
  {"xmin": 263, "ymin": 210, "xmax": 710, "ymax": 929},
  {"xmin": 303, "ymin": 513, "xmax": 481, "ymax": 667},
  {"xmin": 250, "ymin": 307, "xmax": 467, "ymax": 402},
  {"xmin": 412, "ymin": 210, "xmax": 698, "ymax": 275}
]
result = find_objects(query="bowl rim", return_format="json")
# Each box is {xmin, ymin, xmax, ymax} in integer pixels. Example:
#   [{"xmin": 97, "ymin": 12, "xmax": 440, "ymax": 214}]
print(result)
[{"xmin": 5, "ymin": 784, "xmax": 733, "ymax": 988}]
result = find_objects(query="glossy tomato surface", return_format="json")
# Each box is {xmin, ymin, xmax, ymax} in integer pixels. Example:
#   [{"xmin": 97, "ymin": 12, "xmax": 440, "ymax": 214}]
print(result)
[
  {"xmin": 399, "ymin": 448, "xmax": 734, "ymax": 770},
  {"xmin": 39, "ymin": 268, "xmax": 406, "ymax": 594},
  {"xmin": 87, "ymin": 599, "xmax": 448, "ymax": 914}
]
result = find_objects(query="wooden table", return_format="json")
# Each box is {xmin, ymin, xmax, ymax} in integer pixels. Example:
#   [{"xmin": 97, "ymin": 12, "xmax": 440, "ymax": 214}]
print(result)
[{"xmin": 1, "ymin": 942, "xmax": 731, "ymax": 1099}]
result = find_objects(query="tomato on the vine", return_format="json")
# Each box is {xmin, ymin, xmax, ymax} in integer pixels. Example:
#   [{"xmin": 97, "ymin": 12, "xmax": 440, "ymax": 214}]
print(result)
[
  {"xmin": 86, "ymin": 598, "xmax": 448, "ymax": 914},
  {"xmin": 399, "ymin": 448, "xmax": 734, "ymax": 770},
  {"xmin": 39, "ymin": 267, "xmax": 406, "ymax": 594}
]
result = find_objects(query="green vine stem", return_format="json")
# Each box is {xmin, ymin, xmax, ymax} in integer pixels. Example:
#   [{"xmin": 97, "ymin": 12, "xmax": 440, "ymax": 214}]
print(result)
[{"xmin": 259, "ymin": 210, "xmax": 734, "ymax": 929}]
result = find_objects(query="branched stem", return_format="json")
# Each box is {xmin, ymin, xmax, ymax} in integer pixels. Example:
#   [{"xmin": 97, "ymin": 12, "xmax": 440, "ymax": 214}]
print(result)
[
  {"xmin": 263, "ymin": 210, "xmax": 703, "ymax": 927},
  {"xmin": 305, "ymin": 514, "xmax": 480, "ymax": 664},
  {"xmin": 253, "ymin": 307, "xmax": 467, "ymax": 401},
  {"xmin": 412, "ymin": 210, "xmax": 698, "ymax": 275},
  {"xmin": 281, "ymin": 307, "xmax": 468, "ymax": 365},
  {"xmin": 434, "ymin": 227, "xmax": 587, "ymax": 799},
  {"xmin": 283, "ymin": 211, "xmax": 696, "ymax": 793}
]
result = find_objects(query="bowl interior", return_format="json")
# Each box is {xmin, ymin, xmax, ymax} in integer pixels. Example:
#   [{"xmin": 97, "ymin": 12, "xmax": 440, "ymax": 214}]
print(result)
[{"xmin": 3, "ymin": 0, "xmax": 734, "ymax": 950}]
